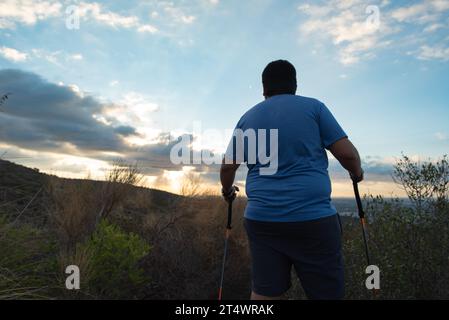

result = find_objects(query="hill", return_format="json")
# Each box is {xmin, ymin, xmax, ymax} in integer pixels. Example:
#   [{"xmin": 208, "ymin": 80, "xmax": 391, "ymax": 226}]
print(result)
[{"xmin": 0, "ymin": 158, "xmax": 183, "ymax": 219}]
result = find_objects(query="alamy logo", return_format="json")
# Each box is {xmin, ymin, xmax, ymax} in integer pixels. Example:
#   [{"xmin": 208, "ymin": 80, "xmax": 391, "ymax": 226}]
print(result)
[
  {"xmin": 65, "ymin": 5, "xmax": 80, "ymax": 30},
  {"xmin": 365, "ymin": 265, "xmax": 380, "ymax": 290},
  {"xmin": 65, "ymin": 265, "xmax": 80, "ymax": 290},
  {"xmin": 169, "ymin": 122, "xmax": 279, "ymax": 175},
  {"xmin": 225, "ymin": 128, "xmax": 278, "ymax": 175}
]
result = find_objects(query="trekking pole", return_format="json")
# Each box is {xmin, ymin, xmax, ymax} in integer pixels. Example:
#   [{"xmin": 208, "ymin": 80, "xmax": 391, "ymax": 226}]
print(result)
[
  {"xmin": 218, "ymin": 200, "xmax": 233, "ymax": 300},
  {"xmin": 353, "ymin": 181, "xmax": 371, "ymax": 266}
]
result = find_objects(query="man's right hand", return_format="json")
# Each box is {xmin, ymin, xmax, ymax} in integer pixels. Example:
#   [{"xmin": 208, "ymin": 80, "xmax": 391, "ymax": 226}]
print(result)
[
  {"xmin": 350, "ymin": 169, "xmax": 364, "ymax": 183},
  {"xmin": 328, "ymin": 138, "xmax": 364, "ymax": 184}
]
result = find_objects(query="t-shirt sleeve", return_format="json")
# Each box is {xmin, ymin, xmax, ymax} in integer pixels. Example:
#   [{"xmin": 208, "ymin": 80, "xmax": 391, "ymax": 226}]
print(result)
[
  {"xmin": 224, "ymin": 118, "xmax": 246, "ymax": 164},
  {"xmin": 318, "ymin": 102, "xmax": 348, "ymax": 149}
]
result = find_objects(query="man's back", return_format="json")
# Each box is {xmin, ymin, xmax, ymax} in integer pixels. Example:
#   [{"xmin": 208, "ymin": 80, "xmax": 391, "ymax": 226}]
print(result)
[
  {"xmin": 220, "ymin": 60, "xmax": 362, "ymax": 300},
  {"xmin": 235, "ymin": 94, "xmax": 347, "ymax": 222}
]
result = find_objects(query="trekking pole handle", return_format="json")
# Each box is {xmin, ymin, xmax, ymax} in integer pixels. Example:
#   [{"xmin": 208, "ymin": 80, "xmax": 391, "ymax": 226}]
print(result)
[
  {"xmin": 226, "ymin": 201, "xmax": 233, "ymax": 230},
  {"xmin": 353, "ymin": 180, "xmax": 371, "ymax": 266},
  {"xmin": 353, "ymin": 181, "xmax": 365, "ymax": 220}
]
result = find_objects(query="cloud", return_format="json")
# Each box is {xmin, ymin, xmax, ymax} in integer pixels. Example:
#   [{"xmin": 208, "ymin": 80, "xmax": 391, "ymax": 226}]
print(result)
[
  {"xmin": 76, "ymin": 2, "xmax": 158, "ymax": 33},
  {"xmin": 69, "ymin": 53, "xmax": 83, "ymax": 60},
  {"xmin": 298, "ymin": 3, "xmax": 332, "ymax": 17},
  {"xmin": 0, "ymin": 1, "xmax": 159, "ymax": 34},
  {"xmin": 2, "ymin": 48, "xmax": 85, "ymax": 66},
  {"xmin": 423, "ymin": 23, "xmax": 445, "ymax": 32},
  {"xmin": 0, "ymin": 19, "xmax": 15, "ymax": 29},
  {"xmin": 432, "ymin": 0, "xmax": 449, "ymax": 11},
  {"xmin": 435, "ymin": 132, "xmax": 448, "ymax": 141},
  {"xmin": 0, "ymin": 69, "xmax": 191, "ymax": 178},
  {"xmin": 0, "ymin": 46, "xmax": 28, "ymax": 62},
  {"xmin": 162, "ymin": 2, "xmax": 196, "ymax": 25},
  {"xmin": 418, "ymin": 45, "xmax": 449, "ymax": 60},
  {"xmin": 31, "ymin": 49, "xmax": 62, "ymax": 65},
  {"xmin": 391, "ymin": 3, "xmax": 428, "ymax": 22},
  {"xmin": 137, "ymin": 24, "xmax": 158, "ymax": 33},
  {"xmin": 0, "ymin": 0, "xmax": 62, "ymax": 28},
  {"xmin": 299, "ymin": 0, "xmax": 449, "ymax": 64},
  {"xmin": 328, "ymin": 155, "xmax": 395, "ymax": 182},
  {"xmin": 0, "ymin": 69, "xmax": 133, "ymax": 155},
  {"xmin": 298, "ymin": 1, "xmax": 393, "ymax": 65},
  {"xmin": 76, "ymin": 2, "xmax": 139, "ymax": 28},
  {"xmin": 100, "ymin": 92, "xmax": 159, "ymax": 137},
  {"xmin": 390, "ymin": 1, "xmax": 449, "ymax": 24},
  {"xmin": 114, "ymin": 125, "xmax": 140, "ymax": 137},
  {"xmin": 107, "ymin": 132, "xmax": 225, "ymax": 179}
]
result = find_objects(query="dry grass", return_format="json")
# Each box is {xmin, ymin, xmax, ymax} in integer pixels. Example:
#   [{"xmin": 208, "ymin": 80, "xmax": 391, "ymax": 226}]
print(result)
[
  {"xmin": 98, "ymin": 161, "xmax": 143, "ymax": 220},
  {"xmin": 57, "ymin": 244, "xmax": 94, "ymax": 299},
  {"xmin": 47, "ymin": 177, "xmax": 99, "ymax": 250},
  {"xmin": 47, "ymin": 161, "xmax": 143, "ymax": 251}
]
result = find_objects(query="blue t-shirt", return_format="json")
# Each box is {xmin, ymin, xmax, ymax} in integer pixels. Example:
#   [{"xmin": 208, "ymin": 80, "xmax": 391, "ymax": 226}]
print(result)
[{"xmin": 225, "ymin": 94, "xmax": 347, "ymax": 222}]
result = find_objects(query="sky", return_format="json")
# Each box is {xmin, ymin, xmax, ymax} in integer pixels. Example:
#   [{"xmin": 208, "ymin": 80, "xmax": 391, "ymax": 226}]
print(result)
[{"xmin": 0, "ymin": 0, "xmax": 448, "ymax": 197}]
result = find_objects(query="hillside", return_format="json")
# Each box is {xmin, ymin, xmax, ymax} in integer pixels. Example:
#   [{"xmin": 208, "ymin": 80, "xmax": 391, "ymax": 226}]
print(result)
[{"xmin": 0, "ymin": 159, "xmax": 183, "ymax": 221}]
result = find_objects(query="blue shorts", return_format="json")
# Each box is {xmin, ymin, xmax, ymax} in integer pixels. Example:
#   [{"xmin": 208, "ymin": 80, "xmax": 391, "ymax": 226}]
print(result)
[{"xmin": 244, "ymin": 214, "xmax": 344, "ymax": 299}]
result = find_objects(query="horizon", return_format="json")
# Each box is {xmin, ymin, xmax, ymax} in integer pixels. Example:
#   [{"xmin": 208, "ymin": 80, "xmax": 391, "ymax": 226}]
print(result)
[
  {"xmin": 1, "ymin": 157, "xmax": 413, "ymax": 200},
  {"xmin": 1, "ymin": 0, "xmax": 449, "ymax": 197}
]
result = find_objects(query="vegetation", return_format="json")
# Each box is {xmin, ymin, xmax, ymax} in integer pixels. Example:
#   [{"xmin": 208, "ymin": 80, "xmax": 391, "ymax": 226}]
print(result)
[
  {"xmin": 79, "ymin": 220, "xmax": 150, "ymax": 298},
  {"xmin": 340, "ymin": 155, "xmax": 448, "ymax": 299},
  {"xmin": 0, "ymin": 154, "xmax": 448, "ymax": 299}
]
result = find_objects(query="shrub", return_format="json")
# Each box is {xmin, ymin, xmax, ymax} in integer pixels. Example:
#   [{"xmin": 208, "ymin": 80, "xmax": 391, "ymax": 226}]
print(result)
[{"xmin": 81, "ymin": 220, "xmax": 150, "ymax": 299}]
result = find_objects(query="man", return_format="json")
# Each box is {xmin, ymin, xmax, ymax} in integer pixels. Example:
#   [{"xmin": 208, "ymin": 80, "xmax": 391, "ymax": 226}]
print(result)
[{"xmin": 220, "ymin": 60, "xmax": 363, "ymax": 300}]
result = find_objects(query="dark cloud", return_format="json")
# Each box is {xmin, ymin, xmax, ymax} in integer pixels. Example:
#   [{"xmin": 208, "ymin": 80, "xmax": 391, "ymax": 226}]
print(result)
[
  {"xmin": 0, "ymin": 69, "xmax": 222, "ymax": 178},
  {"xmin": 0, "ymin": 69, "xmax": 135, "ymax": 154},
  {"xmin": 114, "ymin": 125, "xmax": 140, "ymax": 137}
]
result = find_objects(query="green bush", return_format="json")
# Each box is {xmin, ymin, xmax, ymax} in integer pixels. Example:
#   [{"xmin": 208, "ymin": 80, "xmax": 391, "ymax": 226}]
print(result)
[{"xmin": 82, "ymin": 220, "xmax": 150, "ymax": 299}]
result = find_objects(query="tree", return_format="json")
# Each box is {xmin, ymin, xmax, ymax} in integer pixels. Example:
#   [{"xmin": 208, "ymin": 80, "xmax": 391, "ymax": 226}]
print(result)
[{"xmin": 393, "ymin": 154, "xmax": 448, "ymax": 211}]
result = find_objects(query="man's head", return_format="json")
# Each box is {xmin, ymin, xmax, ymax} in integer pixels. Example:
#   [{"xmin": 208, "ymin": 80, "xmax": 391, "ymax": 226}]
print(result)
[{"xmin": 262, "ymin": 60, "xmax": 297, "ymax": 98}]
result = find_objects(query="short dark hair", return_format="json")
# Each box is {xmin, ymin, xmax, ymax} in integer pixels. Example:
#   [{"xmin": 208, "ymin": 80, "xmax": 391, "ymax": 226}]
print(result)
[{"xmin": 262, "ymin": 60, "xmax": 297, "ymax": 97}]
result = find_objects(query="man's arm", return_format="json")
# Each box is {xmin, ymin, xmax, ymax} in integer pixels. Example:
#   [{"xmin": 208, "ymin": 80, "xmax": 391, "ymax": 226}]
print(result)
[
  {"xmin": 328, "ymin": 137, "xmax": 364, "ymax": 182},
  {"xmin": 220, "ymin": 158, "xmax": 240, "ymax": 201}
]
